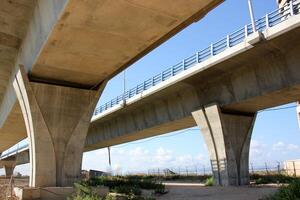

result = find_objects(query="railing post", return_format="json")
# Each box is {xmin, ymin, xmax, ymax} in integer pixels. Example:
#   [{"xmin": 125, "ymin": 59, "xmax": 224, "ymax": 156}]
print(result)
[
  {"xmin": 265, "ymin": 14, "xmax": 269, "ymax": 28},
  {"xmin": 161, "ymin": 72, "xmax": 164, "ymax": 81},
  {"xmin": 183, "ymin": 59, "xmax": 186, "ymax": 70},
  {"xmin": 290, "ymin": 1, "xmax": 294, "ymax": 16},
  {"xmin": 210, "ymin": 44, "xmax": 214, "ymax": 56},
  {"xmin": 152, "ymin": 77, "xmax": 155, "ymax": 86},
  {"xmin": 171, "ymin": 67, "xmax": 174, "ymax": 76},
  {"xmin": 226, "ymin": 35, "xmax": 230, "ymax": 48},
  {"xmin": 244, "ymin": 25, "xmax": 248, "ymax": 37},
  {"xmin": 196, "ymin": 52, "xmax": 199, "ymax": 63}
]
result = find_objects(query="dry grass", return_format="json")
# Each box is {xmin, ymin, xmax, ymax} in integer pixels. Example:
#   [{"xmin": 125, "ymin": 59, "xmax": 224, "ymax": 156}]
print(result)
[{"xmin": 0, "ymin": 178, "xmax": 29, "ymax": 200}]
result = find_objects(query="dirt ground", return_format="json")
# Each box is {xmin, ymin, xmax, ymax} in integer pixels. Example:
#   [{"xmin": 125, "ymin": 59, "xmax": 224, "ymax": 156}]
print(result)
[
  {"xmin": 157, "ymin": 184, "xmax": 278, "ymax": 200},
  {"xmin": 0, "ymin": 178, "xmax": 278, "ymax": 200},
  {"xmin": 0, "ymin": 178, "xmax": 28, "ymax": 200}
]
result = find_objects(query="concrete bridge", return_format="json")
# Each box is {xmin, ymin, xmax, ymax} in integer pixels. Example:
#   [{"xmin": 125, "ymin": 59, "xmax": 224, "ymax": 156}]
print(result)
[
  {"xmin": 0, "ymin": 0, "xmax": 223, "ymax": 191},
  {"xmin": 86, "ymin": 1, "xmax": 300, "ymax": 186},
  {"xmin": 2, "ymin": 1, "xmax": 300, "ymax": 188}
]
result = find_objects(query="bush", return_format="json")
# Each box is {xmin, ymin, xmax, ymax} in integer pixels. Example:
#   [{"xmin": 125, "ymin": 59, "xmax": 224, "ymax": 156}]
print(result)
[
  {"xmin": 68, "ymin": 183, "xmax": 100, "ymax": 200},
  {"xmin": 261, "ymin": 180, "xmax": 300, "ymax": 200},
  {"xmin": 251, "ymin": 174, "xmax": 299, "ymax": 184},
  {"xmin": 111, "ymin": 185, "xmax": 142, "ymax": 196},
  {"xmin": 205, "ymin": 177, "xmax": 214, "ymax": 186},
  {"xmin": 154, "ymin": 183, "xmax": 167, "ymax": 194}
]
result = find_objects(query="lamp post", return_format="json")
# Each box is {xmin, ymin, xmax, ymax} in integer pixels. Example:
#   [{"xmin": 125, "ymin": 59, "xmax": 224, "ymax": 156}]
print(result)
[{"xmin": 248, "ymin": 0, "xmax": 257, "ymax": 32}]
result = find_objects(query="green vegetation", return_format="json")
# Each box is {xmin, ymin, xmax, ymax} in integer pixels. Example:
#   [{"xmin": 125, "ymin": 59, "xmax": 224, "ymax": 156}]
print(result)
[
  {"xmin": 261, "ymin": 180, "xmax": 300, "ymax": 200},
  {"xmin": 250, "ymin": 174, "xmax": 300, "ymax": 185},
  {"xmin": 205, "ymin": 177, "xmax": 214, "ymax": 186},
  {"xmin": 87, "ymin": 176, "xmax": 166, "ymax": 194},
  {"xmin": 69, "ymin": 175, "xmax": 167, "ymax": 200},
  {"xmin": 68, "ymin": 183, "xmax": 100, "ymax": 200}
]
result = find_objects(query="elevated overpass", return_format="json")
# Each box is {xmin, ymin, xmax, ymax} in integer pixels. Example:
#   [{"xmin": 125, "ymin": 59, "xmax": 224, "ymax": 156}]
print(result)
[
  {"xmin": 0, "ymin": 0, "xmax": 223, "ymax": 188},
  {"xmin": 85, "ymin": 2, "xmax": 300, "ymax": 186},
  {"xmin": 3, "ymin": 1, "xmax": 300, "ymax": 187}
]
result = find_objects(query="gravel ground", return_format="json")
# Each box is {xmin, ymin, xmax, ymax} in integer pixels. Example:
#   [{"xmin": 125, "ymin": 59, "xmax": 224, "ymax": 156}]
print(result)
[{"xmin": 157, "ymin": 185, "xmax": 278, "ymax": 200}]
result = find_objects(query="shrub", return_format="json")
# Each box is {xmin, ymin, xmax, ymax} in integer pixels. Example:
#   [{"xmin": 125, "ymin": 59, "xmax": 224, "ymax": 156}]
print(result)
[
  {"xmin": 205, "ymin": 177, "xmax": 214, "ymax": 186},
  {"xmin": 251, "ymin": 174, "xmax": 299, "ymax": 184},
  {"xmin": 68, "ymin": 183, "xmax": 100, "ymax": 200},
  {"xmin": 111, "ymin": 185, "xmax": 142, "ymax": 196},
  {"xmin": 154, "ymin": 183, "xmax": 167, "ymax": 194},
  {"xmin": 261, "ymin": 180, "xmax": 300, "ymax": 200}
]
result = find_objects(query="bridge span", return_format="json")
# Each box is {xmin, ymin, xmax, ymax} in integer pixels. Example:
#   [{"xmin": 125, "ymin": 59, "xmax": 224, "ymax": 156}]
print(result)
[
  {"xmin": 86, "ymin": 2, "xmax": 300, "ymax": 186},
  {"xmin": 1, "ymin": 0, "xmax": 300, "ymax": 190},
  {"xmin": 0, "ymin": 0, "xmax": 222, "ymax": 189}
]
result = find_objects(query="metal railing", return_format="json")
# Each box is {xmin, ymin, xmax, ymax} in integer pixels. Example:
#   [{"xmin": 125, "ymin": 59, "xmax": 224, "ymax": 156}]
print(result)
[
  {"xmin": 0, "ymin": 144, "xmax": 28, "ymax": 159},
  {"xmin": 94, "ymin": 1, "xmax": 300, "ymax": 116}
]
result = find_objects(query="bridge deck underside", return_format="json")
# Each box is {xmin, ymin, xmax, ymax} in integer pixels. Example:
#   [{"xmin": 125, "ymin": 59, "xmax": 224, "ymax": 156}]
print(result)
[{"xmin": 0, "ymin": 0, "xmax": 222, "ymax": 152}]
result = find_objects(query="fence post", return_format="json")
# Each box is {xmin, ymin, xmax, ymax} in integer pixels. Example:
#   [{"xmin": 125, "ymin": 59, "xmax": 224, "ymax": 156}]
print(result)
[
  {"xmin": 196, "ymin": 52, "xmax": 199, "ymax": 63},
  {"xmin": 265, "ymin": 14, "xmax": 269, "ymax": 28},
  {"xmin": 186, "ymin": 167, "xmax": 188, "ymax": 176},
  {"xmin": 226, "ymin": 35, "xmax": 230, "ymax": 48},
  {"xmin": 293, "ymin": 161, "xmax": 297, "ymax": 177},
  {"xmin": 245, "ymin": 25, "xmax": 248, "ymax": 37},
  {"xmin": 265, "ymin": 162, "xmax": 269, "ymax": 174},
  {"xmin": 290, "ymin": 1, "xmax": 294, "ymax": 16}
]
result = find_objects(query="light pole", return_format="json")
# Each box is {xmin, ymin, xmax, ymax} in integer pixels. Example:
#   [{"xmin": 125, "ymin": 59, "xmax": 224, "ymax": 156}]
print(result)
[{"xmin": 248, "ymin": 0, "xmax": 257, "ymax": 32}]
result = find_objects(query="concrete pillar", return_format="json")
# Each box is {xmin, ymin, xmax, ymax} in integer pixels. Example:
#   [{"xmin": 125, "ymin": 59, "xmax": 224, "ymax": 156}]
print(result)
[
  {"xmin": 13, "ymin": 66, "xmax": 106, "ymax": 187},
  {"xmin": 1, "ymin": 160, "xmax": 16, "ymax": 178},
  {"xmin": 4, "ymin": 164, "xmax": 15, "ymax": 178},
  {"xmin": 192, "ymin": 104, "xmax": 256, "ymax": 186}
]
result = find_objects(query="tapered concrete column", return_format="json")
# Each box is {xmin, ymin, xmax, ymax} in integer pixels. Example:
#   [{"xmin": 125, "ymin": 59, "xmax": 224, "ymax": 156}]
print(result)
[
  {"xmin": 192, "ymin": 104, "xmax": 256, "ymax": 186},
  {"xmin": 4, "ymin": 164, "xmax": 15, "ymax": 178},
  {"xmin": 1, "ymin": 160, "xmax": 16, "ymax": 178},
  {"xmin": 13, "ymin": 66, "xmax": 105, "ymax": 187}
]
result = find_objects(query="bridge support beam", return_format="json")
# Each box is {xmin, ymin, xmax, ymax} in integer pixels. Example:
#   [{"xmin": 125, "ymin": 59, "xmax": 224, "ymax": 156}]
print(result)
[
  {"xmin": 13, "ymin": 66, "xmax": 105, "ymax": 187},
  {"xmin": 192, "ymin": 104, "xmax": 256, "ymax": 186}
]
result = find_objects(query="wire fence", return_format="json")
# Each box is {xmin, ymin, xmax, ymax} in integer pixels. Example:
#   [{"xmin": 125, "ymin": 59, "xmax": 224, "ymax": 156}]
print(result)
[{"xmin": 119, "ymin": 162, "xmax": 300, "ymax": 177}]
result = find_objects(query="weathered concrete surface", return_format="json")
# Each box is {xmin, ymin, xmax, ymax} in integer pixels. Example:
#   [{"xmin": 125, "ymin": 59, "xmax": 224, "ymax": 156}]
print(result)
[
  {"xmin": 13, "ymin": 66, "xmax": 105, "ymax": 187},
  {"xmin": 192, "ymin": 104, "xmax": 256, "ymax": 186},
  {"xmin": 86, "ymin": 14, "xmax": 300, "ymax": 151},
  {"xmin": 0, "ymin": 160, "xmax": 16, "ymax": 177},
  {"xmin": 0, "ymin": 0, "xmax": 223, "ymax": 155}
]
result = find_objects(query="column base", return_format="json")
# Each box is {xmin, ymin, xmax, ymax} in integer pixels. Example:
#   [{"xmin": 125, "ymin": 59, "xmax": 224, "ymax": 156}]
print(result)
[
  {"xmin": 14, "ymin": 186, "xmax": 109, "ymax": 200},
  {"xmin": 14, "ymin": 187, "xmax": 74, "ymax": 200}
]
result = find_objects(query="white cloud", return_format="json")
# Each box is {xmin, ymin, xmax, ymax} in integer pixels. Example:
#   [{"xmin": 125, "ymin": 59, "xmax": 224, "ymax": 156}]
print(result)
[
  {"xmin": 272, "ymin": 141, "xmax": 300, "ymax": 152},
  {"xmin": 81, "ymin": 146, "xmax": 209, "ymax": 174}
]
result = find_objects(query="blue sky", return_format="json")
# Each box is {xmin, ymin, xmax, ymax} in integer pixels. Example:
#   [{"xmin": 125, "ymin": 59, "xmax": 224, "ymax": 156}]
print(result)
[{"xmin": 2, "ymin": 0, "xmax": 300, "ymax": 175}]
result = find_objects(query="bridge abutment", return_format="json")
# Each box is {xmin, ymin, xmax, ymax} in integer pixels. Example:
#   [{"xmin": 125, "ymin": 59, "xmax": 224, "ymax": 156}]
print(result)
[
  {"xmin": 13, "ymin": 66, "xmax": 104, "ymax": 187},
  {"xmin": 192, "ymin": 104, "xmax": 256, "ymax": 186}
]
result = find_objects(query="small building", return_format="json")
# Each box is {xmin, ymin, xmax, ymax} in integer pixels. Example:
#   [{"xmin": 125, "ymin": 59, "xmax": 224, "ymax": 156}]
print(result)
[{"xmin": 283, "ymin": 159, "xmax": 300, "ymax": 177}]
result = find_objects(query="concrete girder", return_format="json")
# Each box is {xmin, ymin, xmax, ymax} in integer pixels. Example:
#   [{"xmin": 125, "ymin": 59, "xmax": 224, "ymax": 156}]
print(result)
[
  {"xmin": 13, "ymin": 66, "xmax": 106, "ymax": 187},
  {"xmin": 192, "ymin": 104, "xmax": 256, "ymax": 186}
]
